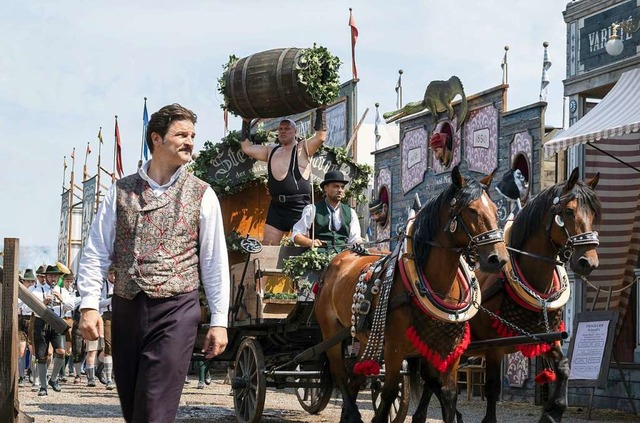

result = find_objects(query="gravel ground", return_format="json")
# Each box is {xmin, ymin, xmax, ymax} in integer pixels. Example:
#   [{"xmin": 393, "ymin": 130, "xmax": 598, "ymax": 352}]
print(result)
[{"xmin": 17, "ymin": 372, "xmax": 638, "ymax": 422}]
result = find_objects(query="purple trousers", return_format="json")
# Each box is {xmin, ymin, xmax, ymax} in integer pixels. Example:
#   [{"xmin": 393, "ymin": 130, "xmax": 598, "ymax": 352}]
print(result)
[{"xmin": 112, "ymin": 290, "xmax": 201, "ymax": 423}]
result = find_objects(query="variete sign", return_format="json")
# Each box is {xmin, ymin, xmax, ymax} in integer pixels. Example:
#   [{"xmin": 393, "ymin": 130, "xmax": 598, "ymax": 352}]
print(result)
[{"xmin": 579, "ymin": 1, "xmax": 640, "ymax": 72}]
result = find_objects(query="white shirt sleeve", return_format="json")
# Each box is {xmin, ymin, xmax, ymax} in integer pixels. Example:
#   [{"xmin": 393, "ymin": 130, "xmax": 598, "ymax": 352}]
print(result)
[
  {"xmin": 348, "ymin": 208, "xmax": 363, "ymax": 244},
  {"xmin": 291, "ymin": 204, "xmax": 315, "ymax": 244},
  {"xmin": 77, "ymin": 185, "xmax": 116, "ymax": 311},
  {"xmin": 199, "ymin": 187, "xmax": 231, "ymax": 327}
]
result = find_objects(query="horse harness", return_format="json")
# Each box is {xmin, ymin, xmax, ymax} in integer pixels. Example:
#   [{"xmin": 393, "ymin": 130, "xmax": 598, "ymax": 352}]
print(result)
[
  {"xmin": 482, "ymin": 192, "xmax": 600, "ymax": 356},
  {"xmin": 348, "ymin": 198, "xmax": 506, "ymax": 374}
]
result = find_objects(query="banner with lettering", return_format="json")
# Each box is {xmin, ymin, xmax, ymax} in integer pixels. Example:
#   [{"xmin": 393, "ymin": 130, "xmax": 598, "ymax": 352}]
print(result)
[
  {"xmin": 80, "ymin": 176, "xmax": 97, "ymax": 257},
  {"xmin": 57, "ymin": 189, "xmax": 71, "ymax": 265}
]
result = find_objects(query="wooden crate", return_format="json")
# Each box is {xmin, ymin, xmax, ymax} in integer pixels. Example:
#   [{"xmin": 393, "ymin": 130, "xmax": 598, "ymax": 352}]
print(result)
[{"xmin": 230, "ymin": 246, "xmax": 307, "ymax": 323}]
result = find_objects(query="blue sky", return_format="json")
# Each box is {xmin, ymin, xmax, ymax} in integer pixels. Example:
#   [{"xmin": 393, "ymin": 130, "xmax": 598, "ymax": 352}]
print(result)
[{"xmin": 0, "ymin": 0, "xmax": 568, "ymax": 251}]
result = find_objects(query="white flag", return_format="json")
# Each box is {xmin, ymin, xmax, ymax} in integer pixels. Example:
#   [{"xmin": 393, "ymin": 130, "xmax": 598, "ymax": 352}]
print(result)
[{"xmin": 540, "ymin": 45, "xmax": 552, "ymax": 101}]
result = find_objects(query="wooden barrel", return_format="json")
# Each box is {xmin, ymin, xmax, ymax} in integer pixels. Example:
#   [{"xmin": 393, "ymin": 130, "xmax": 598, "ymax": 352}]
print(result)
[{"xmin": 224, "ymin": 48, "xmax": 319, "ymax": 118}]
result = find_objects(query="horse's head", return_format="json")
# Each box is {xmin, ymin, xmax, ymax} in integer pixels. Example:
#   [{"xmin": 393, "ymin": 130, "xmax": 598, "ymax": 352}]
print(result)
[
  {"xmin": 413, "ymin": 166, "xmax": 508, "ymax": 273},
  {"xmin": 547, "ymin": 167, "xmax": 601, "ymax": 276}
]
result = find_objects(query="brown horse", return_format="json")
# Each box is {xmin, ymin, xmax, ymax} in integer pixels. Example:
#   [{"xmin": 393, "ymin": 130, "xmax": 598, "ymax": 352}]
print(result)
[
  {"xmin": 412, "ymin": 167, "xmax": 601, "ymax": 423},
  {"xmin": 315, "ymin": 166, "xmax": 509, "ymax": 423}
]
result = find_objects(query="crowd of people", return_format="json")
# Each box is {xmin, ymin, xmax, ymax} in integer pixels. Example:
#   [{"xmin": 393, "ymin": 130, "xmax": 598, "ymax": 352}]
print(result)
[{"xmin": 16, "ymin": 263, "xmax": 116, "ymax": 396}]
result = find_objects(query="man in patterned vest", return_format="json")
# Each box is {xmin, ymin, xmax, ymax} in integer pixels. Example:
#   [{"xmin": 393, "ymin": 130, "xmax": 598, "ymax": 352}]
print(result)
[
  {"xmin": 77, "ymin": 103, "xmax": 230, "ymax": 423},
  {"xmin": 292, "ymin": 170, "xmax": 362, "ymax": 253}
]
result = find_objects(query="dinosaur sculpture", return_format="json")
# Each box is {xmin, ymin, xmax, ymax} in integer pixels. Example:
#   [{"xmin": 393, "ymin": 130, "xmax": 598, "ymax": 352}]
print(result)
[{"xmin": 383, "ymin": 76, "xmax": 468, "ymax": 131}]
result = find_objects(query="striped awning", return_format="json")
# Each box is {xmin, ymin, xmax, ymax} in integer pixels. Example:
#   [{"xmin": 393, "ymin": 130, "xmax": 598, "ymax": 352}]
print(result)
[{"xmin": 544, "ymin": 68, "xmax": 640, "ymax": 157}]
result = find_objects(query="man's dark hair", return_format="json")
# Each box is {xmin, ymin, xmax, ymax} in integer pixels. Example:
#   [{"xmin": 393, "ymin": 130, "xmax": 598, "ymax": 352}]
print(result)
[{"xmin": 146, "ymin": 103, "xmax": 197, "ymax": 153}]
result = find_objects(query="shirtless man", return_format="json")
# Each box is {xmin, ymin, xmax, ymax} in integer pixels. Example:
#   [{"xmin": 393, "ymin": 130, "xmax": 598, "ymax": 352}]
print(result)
[{"xmin": 240, "ymin": 108, "xmax": 326, "ymax": 245}]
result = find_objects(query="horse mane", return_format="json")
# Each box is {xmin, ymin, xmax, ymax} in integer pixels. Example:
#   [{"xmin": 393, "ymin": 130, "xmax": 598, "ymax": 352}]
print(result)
[
  {"xmin": 509, "ymin": 179, "xmax": 602, "ymax": 250},
  {"xmin": 412, "ymin": 179, "xmax": 484, "ymax": 264}
]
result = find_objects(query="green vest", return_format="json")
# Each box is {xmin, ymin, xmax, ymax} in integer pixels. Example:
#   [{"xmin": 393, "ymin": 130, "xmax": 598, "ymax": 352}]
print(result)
[{"xmin": 314, "ymin": 201, "xmax": 352, "ymax": 254}]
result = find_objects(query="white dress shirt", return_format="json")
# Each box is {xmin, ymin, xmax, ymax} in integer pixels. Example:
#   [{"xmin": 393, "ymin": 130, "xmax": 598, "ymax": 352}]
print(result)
[
  {"xmin": 77, "ymin": 161, "xmax": 230, "ymax": 327},
  {"xmin": 291, "ymin": 202, "xmax": 362, "ymax": 245},
  {"xmin": 30, "ymin": 282, "xmax": 74, "ymax": 318}
]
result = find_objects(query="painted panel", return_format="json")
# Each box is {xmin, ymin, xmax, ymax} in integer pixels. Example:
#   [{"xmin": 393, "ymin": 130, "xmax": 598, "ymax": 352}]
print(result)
[
  {"xmin": 464, "ymin": 105, "xmax": 498, "ymax": 174},
  {"xmin": 401, "ymin": 127, "xmax": 428, "ymax": 193}
]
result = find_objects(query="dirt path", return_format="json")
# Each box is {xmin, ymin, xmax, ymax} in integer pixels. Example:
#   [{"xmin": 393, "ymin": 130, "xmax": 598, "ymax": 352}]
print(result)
[{"xmin": 17, "ymin": 373, "xmax": 637, "ymax": 422}]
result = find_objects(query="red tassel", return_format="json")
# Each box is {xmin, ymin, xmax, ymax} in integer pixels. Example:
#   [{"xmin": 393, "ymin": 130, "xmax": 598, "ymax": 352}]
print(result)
[
  {"xmin": 535, "ymin": 369, "xmax": 556, "ymax": 384},
  {"xmin": 354, "ymin": 360, "xmax": 381, "ymax": 376},
  {"xmin": 405, "ymin": 324, "xmax": 470, "ymax": 373}
]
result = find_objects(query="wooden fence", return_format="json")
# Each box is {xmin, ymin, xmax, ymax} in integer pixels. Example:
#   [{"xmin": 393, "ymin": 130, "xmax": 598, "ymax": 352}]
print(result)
[{"xmin": 0, "ymin": 238, "xmax": 34, "ymax": 423}]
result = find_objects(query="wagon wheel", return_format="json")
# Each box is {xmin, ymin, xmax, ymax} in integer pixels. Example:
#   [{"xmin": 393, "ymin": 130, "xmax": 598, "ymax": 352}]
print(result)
[
  {"xmin": 232, "ymin": 338, "xmax": 266, "ymax": 423},
  {"xmin": 370, "ymin": 361, "xmax": 411, "ymax": 423},
  {"xmin": 294, "ymin": 356, "xmax": 333, "ymax": 414}
]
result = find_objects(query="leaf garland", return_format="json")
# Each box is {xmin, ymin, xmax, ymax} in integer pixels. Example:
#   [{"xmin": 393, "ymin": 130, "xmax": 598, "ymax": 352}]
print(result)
[
  {"xmin": 295, "ymin": 44, "xmax": 342, "ymax": 106},
  {"xmin": 282, "ymin": 248, "xmax": 336, "ymax": 286}
]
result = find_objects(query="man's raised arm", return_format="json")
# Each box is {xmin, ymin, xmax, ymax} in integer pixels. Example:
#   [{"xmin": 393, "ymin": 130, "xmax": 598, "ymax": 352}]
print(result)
[
  {"xmin": 239, "ymin": 118, "xmax": 270, "ymax": 162},
  {"xmin": 301, "ymin": 107, "xmax": 327, "ymax": 157}
]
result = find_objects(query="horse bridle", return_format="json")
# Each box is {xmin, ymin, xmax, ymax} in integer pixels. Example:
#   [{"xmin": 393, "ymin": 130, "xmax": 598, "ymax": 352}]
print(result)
[
  {"xmin": 421, "ymin": 194, "xmax": 505, "ymax": 268},
  {"xmin": 509, "ymin": 192, "xmax": 599, "ymax": 265}
]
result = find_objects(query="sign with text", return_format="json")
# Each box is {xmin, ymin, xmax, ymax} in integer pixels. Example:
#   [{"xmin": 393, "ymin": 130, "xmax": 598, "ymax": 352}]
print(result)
[
  {"xmin": 567, "ymin": 310, "xmax": 619, "ymax": 388},
  {"xmin": 208, "ymin": 143, "xmax": 356, "ymax": 192},
  {"xmin": 579, "ymin": 1, "xmax": 640, "ymax": 73},
  {"xmin": 205, "ymin": 144, "xmax": 255, "ymax": 189},
  {"xmin": 473, "ymin": 128, "xmax": 490, "ymax": 149}
]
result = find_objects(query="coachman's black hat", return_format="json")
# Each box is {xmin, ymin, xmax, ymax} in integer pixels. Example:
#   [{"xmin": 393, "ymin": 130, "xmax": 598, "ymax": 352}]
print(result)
[{"xmin": 320, "ymin": 170, "xmax": 350, "ymax": 189}]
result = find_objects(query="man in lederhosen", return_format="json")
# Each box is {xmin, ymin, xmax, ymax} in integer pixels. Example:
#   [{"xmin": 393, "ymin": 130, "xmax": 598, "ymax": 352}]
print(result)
[
  {"xmin": 18, "ymin": 269, "xmax": 36, "ymax": 386},
  {"xmin": 31, "ymin": 264, "xmax": 74, "ymax": 395}
]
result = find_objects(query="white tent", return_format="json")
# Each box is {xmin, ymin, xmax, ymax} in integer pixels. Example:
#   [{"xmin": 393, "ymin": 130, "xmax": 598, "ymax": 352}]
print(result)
[{"xmin": 544, "ymin": 68, "xmax": 640, "ymax": 157}]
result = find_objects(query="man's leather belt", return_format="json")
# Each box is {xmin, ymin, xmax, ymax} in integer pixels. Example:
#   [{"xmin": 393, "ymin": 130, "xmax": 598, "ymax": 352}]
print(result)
[{"xmin": 274, "ymin": 194, "xmax": 310, "ymax": 203}]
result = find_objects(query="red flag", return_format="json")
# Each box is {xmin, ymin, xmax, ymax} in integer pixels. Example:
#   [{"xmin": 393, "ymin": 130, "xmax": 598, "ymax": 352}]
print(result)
[
  {"xmin": 349, "ymin": 8, "xmax": 359, "ymax": 80},
  {"xmin": 115, "ymin": 119, "xmax": 124, "ymax": 178},
  {"xmin": 70, "ymin": 148, "xmax": 75, "ymax": 160},
  {"xmin": 86, "ymin": 142, "xmax": 91, "ymax": 156}
]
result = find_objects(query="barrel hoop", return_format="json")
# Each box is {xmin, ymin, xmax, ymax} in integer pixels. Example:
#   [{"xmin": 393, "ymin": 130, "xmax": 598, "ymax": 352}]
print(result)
[
  {"xmin": 241, "ymin": 54, "xmax": 260, "ymax": 117},
  {"xmin": 276, "ymin": 48, "xmax": 297, "ymax": 115},
  {"xmin": 227, "ymin": 61, "xmax": 241, "ymax": 116},
  {"xmin": 291, "ymin": 49, "xmax": 314, "ymax": 111}
]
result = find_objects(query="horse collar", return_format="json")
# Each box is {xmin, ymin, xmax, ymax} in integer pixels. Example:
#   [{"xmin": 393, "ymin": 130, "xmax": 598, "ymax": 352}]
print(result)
[
  {"xmin": 505, "ymin": 256, "xmax": 570, "ymax": 312},
  {"xmin": 400, "ymin": 220, "xmax": 481, "ymax": 323}
]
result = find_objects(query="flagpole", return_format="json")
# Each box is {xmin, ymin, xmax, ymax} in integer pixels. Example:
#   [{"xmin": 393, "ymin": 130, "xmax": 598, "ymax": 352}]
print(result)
[
  {"xmin": 83, "ymin": 142, "xmax": 90, "ymax": 181},
  {"xmin": 398, "ymin": 70, "xmax": 403, "ymax": 108},
  {"xmin": 113, "ymin": 115, "xmax": 118, "ymax": 182},
  {"xmin": 68, "ymin": 148, "xmax": 76, "ymax": 265},
  {"xmin": 374, "ymin": 103, "xmax": 380, "ymax": 151},
  {"xmin": 396, "ymin": 69, "xmax": 403, "ymax": 109},
  {"xmin": 62, "ymin": 156, "xmax": 67, "ymax": 193},
  {"xmin": 97, "ymin": 127, "xmax": 103, "ymax": 211},
  {"xmin": 501, "ymin": 46, "xmax": 509, "ymax": 111},
  {"xmin": 139, "ymin": 97, "xmax": 148, "ymax": 168},
  {"xmin": 539, "ymin": 41, "xmax": 551, "ymax": 102}
]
